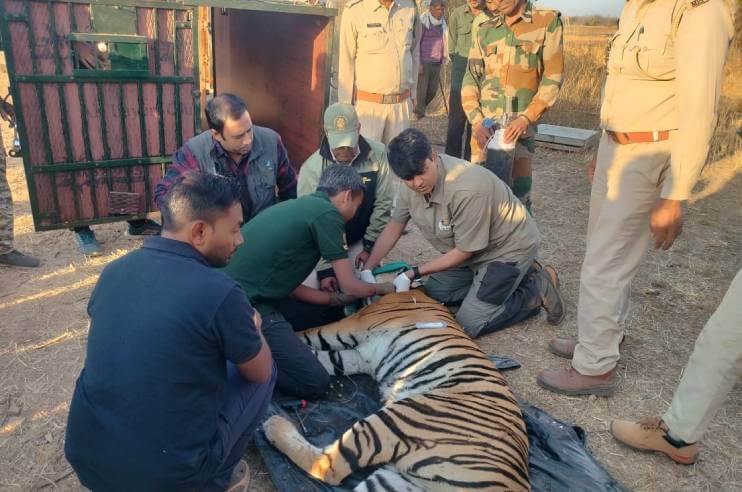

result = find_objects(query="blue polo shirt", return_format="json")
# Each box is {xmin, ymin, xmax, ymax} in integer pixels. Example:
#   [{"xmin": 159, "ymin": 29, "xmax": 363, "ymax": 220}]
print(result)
[{"xmin": 65, "ymin": 237, "xmax": 262, "ymax": 491}]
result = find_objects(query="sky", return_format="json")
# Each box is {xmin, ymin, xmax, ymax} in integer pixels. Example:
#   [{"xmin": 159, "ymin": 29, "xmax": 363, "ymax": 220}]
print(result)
[{"xmin": 535, "ymin": 0, "xmax": 624, "ymax": 16}]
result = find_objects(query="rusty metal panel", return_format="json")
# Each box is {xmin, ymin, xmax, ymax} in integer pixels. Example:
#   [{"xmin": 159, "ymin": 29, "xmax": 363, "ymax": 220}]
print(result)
[{"xmin": 0, "ymin": 0, "xmax": 199, "ymax": 230}]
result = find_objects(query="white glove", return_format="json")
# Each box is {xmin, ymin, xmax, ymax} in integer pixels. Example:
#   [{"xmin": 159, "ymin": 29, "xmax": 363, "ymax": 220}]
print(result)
[
  {"xmin": 360, "ymin": 269, "xmax": 376, "ymax": 283},
  {"xmin": 393, "ymin": 272, "xmax": 411, "ymax": 292}
]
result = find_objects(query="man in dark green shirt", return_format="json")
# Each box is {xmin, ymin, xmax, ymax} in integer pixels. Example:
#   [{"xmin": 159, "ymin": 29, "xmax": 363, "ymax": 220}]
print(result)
[
  {"xmin": 444, "ymin": 0, "xmax": 483, "ymax": 160},
  {"xmin": 222, "ymin": 165, "xmax": 394, "ymax": 398}
]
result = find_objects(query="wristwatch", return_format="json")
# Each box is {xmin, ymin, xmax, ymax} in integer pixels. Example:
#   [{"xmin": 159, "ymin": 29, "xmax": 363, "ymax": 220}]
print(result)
[{"xmin": 411, "ymin": 265, "xmax": 422, "ymax": 281}]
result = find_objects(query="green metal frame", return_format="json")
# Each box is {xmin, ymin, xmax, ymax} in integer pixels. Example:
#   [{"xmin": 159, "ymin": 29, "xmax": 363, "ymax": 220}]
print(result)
[{"xmin": 1, "ymin": 0, "xmax": 337, "ymax": 231}]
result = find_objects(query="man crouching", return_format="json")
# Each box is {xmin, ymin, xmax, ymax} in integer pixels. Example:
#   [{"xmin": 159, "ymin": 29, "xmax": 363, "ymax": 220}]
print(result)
[
  {"xmin": 365, "ymin": 128, "xmax": 564, "ymax": 337},
  {"xmin": 65, "ymin": 172, "xmax": 274, "ymax": 491}
]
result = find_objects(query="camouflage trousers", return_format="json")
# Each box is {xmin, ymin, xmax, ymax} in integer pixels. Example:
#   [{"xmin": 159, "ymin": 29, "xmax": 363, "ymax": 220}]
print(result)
[{"xmin": 0, "ymin": 146, "xmax": 13, "ymax": 254}]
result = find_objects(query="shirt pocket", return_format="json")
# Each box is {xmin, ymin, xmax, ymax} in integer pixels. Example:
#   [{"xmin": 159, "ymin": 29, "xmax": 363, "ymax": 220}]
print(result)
[
  {"xmin": 512, "ymin": 37, "xmax": 543, "ymax": 71},
  {"xmin": 360, "ymin": 28, "xmax": 388, "ymax": 53},
  {"xmin": 634, "ymin": 32, "xmax": 674, "ymax": 80}
]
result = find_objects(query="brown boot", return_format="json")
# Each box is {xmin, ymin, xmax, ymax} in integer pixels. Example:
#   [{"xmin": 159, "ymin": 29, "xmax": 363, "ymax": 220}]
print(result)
[
  {"xmin": 532, "ymin": 262, "xmax": 565, "ymax": 325},
  {"xmin": 548, "ymin": 335, "xmax": 626, "ymax": 359},
  {"xmin": 611, "ymin": 418, "xmax": 699, "ymax": 465},
  {"xmin": 537, "ymin": 367, "xmax": 616, "ymax": 396}
]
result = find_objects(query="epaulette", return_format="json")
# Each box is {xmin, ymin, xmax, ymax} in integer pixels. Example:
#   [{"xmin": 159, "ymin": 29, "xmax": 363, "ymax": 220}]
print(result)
[{"xmin": 345, "ymin": 0, "xmax": 363, "ymax": 9}]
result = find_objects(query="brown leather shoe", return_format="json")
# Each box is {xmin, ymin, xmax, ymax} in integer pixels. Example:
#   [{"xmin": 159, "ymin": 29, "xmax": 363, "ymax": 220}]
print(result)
[
  {"xmin": 611, "ymin": 418, "xmax": 699, "ymax": 465},
  {"xmin": 548, "ymin": 335, "xmax": 626, "ymax": 359},
  {"xmin": 537, "ymin": 367, "xmax": 616, "ymax": 396},
  {"xmin": 532, "ymin": 262, "xmax": 565, "ymax": 325}
]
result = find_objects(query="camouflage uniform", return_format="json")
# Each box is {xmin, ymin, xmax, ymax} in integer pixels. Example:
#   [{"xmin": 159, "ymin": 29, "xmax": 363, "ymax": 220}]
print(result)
[
  {"xmin": 461, "ymin": 1, "xmax": 563, "ymax": 205},
  {"xmin": 0, "ymin": 141, "xmax": 13, "ymax": 255}
]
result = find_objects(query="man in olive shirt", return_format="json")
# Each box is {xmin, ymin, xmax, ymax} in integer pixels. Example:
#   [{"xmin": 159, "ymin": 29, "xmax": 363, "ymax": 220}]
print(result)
[
  {"xmin": 222, "ymin": 165, "xmax": 393, "ymax": 398},
  {"xmin": 444, "ymin": 0, "xmax": 483, "ymax": 160},
  {"xmin": 365, "ymin": 128, "xmax": 564, "ymax": 337}
]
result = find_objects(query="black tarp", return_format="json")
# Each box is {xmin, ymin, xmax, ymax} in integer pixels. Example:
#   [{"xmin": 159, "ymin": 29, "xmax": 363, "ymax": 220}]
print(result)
[{"xmin": 256, "ymin": 356, "xmax": 626, "ymax": 492}]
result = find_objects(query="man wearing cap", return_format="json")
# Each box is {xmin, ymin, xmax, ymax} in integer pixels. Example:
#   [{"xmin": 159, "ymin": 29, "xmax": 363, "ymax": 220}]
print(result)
[
  {"xmin": 537, "ymin": 0, "xmax": 734, "ymax": 397},
  {"xmin": 339, "ymin": 0, "xmax": 421, "ymax": 145},
  {"xmin": 298, "ymin": 103, "xmax": 393, "ymax": 291},
  {"xmin": 222, "ymin": 165, "xmax": 395, "ymax": 399}
]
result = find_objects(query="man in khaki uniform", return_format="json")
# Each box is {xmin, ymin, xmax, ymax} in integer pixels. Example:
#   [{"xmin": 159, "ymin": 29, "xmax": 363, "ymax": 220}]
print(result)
[
  {"xmin": 339, "ymin": 0, "xmax": 421, "ymax": 145},
  {"xmin": 364, "ymin": 128, "xmax": 564, "ymax": 337},
  {"xmin": 298, "ymin": 103, "xmax": 393, "ymax": 290},
  {"xmin": 537, "ymin": 0, "xmax": 735, "ymax": 396},
  {"xmin": 610, "ymin": 266, "xmax": 742, "ymax": 465}
]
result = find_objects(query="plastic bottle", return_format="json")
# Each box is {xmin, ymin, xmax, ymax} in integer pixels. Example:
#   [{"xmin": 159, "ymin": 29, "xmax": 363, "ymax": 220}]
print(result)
[{"xmin": 484, "ymin": 114, "xmax": 516, "ymax": 186}]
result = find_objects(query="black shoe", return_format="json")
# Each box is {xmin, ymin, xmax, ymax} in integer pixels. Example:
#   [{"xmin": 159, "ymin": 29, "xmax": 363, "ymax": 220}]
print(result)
[
  {"xmin": 0, "ymin": 249, "xmax": 40, "ymax": 268},
  {"xmin": 127, "ymin": 219, "xmax": 162, "ymax": 236},
  {"xmin": 533, "ymin": 261, "xmax": 565, "ymax": 325}
]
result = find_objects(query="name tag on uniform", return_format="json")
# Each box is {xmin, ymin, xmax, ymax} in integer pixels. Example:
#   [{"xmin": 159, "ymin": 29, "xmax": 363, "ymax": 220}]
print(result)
[
  {"xmin": 367, "ymin": 23, "xmax": 382, "ymax": 28},
  {"xmin": 438, "ymin": 218, "xmax": 452, "ymax": 232}
]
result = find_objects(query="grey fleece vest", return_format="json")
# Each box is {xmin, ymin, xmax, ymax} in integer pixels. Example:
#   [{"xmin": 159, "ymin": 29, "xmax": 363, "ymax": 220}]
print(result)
[{"xmin": 185, "ymin": 126, "xmax": 280, "ymax": 220}]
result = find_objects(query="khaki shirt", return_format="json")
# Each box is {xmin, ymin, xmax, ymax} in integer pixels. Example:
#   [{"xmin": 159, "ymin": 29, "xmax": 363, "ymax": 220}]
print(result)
[
  {"xmin": 600, "ymin": 0, "xmax": 734, "ymax": 200},
  {"xmin": 392, "ymin": 154, "xmax": 540, "ymax": 270},
  {"xmin": 338, "ymin": 0, "xmax": 422, "ymax": 103}
]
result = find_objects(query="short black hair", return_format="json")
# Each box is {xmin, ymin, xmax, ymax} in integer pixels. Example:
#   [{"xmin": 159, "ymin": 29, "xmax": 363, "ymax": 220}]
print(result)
[
  {"xmin": 205, "ymin": 93, "xmax": 248, "ymax": 134},
  {"xmin": 316, "ymin": 164, "xmax": 365, "ymax": 197},
  {"xmin": 387, "ymin": 128, "xmax": 431, "ymax": 180},
  {"xmin": 160, "ymin": 171, "xmax": 242, "ymax": 231}
]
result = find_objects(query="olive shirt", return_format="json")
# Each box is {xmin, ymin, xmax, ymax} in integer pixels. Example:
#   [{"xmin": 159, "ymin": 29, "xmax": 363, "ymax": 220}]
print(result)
[
  {"xmin": 391, "ymin": 154, "xmax": 539, "ymax": 270},
  {"xmin": 221, "ymin": 192, "xmax": 348, "ymax": 313},
  {"xmin": 448, "ymin": 3, "xmax": 478, "ymax": 91}
]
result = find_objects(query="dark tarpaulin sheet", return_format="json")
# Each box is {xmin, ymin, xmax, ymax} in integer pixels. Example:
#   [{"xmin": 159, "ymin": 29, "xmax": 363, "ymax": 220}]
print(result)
[{"xmin": 256, "ymin": 356, "xmax": 626, "ymax": 492}]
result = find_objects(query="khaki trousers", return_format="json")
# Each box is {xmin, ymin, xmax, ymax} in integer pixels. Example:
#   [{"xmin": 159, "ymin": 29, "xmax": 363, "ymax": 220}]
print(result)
[
  {"xmin": 573, "ymin": 133, "xmax": 672, "ymax": 375},
  {"xmin": 663, "ymin": 267, "xmax": 742, "ymax": 443},
  {"xmin": 355, "ymin": 98, "xmax": 411, "ymax": 146}
]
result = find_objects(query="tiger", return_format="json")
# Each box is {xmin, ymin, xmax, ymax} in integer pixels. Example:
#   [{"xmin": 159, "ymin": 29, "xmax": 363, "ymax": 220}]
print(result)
[{"xmin": 262, "ymin": 290, "xmax": 530, "ymax": 491}]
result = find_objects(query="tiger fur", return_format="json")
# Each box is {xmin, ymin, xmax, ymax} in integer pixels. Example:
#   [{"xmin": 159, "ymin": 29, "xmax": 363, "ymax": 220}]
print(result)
[{"xmin": 262, "ymin": 291, "xmax": 530, "ymax": 491}]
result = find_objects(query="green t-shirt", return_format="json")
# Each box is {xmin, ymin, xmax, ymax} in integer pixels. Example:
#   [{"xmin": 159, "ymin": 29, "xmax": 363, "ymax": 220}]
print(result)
[{"xmin": 222, "ymin": 191, "xmax": 348, "ymax": 308}]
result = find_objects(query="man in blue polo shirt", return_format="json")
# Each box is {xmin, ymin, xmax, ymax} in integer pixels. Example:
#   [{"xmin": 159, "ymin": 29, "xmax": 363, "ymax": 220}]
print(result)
[{"xmin": 65, "ymin": 172, "xmax": 274, "ymax": 492}]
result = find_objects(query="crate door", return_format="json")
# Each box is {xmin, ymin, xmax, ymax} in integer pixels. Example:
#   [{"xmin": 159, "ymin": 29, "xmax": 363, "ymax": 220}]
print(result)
[{"xmin": 0, "ymin": 1, "xmax": 201, "ymax": 230}]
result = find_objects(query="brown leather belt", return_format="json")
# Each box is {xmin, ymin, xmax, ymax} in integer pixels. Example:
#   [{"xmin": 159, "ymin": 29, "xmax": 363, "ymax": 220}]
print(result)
[
  {"xmin": 356, "ymin": 89, "xmax": 411, "ymax": 104},
  {"xmin": 607, "ymin": 130, "xmax": 670, "ymax": 145}
]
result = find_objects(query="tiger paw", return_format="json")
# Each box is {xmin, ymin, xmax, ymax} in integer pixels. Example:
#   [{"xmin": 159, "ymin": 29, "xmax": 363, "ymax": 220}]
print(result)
[{"xmin": 263, "ymin": 415, "xmax": 298, "ymax": 446}]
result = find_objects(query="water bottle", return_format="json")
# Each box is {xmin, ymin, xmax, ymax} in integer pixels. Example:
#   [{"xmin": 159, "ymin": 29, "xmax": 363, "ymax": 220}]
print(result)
[{"xmin": 483, "ymin": 114, "xmax": 516, "ymax": 186}]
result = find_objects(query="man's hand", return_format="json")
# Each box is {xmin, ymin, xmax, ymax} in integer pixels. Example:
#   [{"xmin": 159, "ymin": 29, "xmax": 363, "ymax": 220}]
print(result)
[
  {"xmin": 587, "ymin": 154, "xmax": 597, "ymax": 185},
  {"xmin": 473, "ymin": 121, "xmax": 493, "ymax": 148},
  {"xmin": 375, "ymin": 282, "xmax": 396, "ymax": 295},
  {"xmin": 650, "ymin": 199, "xmax": 684, "ymax": 250},
  {"xmin": 320, "ymin": 276, "xmax": 339, "ymax": 292},
  {"xmin": 503, "ymin": 116, "xmax": 529, "ymax": 144},
  {"xmin": 328, "ymin": 291, "xmax": 358, "ymax": 306},
  {"xmin": 355, "ymin": 250, "xmax": 370, "ymax": 269}
]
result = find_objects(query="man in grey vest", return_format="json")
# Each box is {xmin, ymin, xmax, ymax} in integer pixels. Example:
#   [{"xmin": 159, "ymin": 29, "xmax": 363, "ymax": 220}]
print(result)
[{"xmin": 155, "ymin": 93, "xmax": 297, "ymax": 221}]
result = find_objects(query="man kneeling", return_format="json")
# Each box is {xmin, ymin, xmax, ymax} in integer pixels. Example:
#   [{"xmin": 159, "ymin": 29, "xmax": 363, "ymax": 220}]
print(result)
[
  {"xmin": 65, "ymin": 172, "xmax": 275, "ymax": 491},
  {"xmin": 365, "ymin": 128, "xmax": 564, "ymax": 337},
  {"xmin": 222, "ymin": 164, "xmax": 394, "ymax": 400}
]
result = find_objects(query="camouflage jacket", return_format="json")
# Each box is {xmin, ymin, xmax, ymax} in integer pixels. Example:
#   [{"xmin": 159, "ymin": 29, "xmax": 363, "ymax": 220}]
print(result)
[{"xmin": 461, "ymin": 1, "xmax": 564, "ymax": 126}]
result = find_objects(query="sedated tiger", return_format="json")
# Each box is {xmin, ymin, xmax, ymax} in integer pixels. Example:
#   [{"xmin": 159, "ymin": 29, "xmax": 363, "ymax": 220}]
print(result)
[{"xmin": 263, "ymin": 291, "xmax": 530, "ymax": 491}]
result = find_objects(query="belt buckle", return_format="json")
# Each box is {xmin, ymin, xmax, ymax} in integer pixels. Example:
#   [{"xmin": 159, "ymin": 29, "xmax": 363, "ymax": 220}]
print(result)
[{"xmin": 381, "ymin": 94, "xmax": 396, "ymax": 104}]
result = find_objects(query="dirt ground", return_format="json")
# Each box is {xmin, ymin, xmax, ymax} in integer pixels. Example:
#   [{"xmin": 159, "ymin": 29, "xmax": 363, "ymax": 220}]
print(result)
[{"xmin": 1, "ymin": 111, "xmax": 740, "ymax": 491}]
